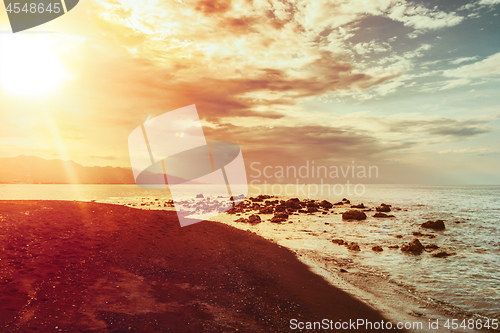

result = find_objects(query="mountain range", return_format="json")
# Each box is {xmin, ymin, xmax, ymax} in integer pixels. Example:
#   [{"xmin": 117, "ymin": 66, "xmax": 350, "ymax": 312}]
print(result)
[{"xmin": 0, "ymin": 156, "xmax": 134, "ymax": 184}]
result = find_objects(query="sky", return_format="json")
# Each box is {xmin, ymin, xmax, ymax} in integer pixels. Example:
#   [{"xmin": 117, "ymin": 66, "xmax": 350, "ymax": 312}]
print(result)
[{"xmin": 0, "ymin": 0, "xmax": 499, "ymax": 184}]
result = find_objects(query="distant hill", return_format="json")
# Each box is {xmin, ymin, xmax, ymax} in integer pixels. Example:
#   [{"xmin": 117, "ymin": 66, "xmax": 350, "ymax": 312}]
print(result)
[{"xmin": 0, "ymin": 156, "xmax": 135, "ymax": 184}]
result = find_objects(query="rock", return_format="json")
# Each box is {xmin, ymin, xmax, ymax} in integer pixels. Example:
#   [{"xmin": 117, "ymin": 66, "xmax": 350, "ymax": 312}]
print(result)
[
  {"xmin": 388, "ymin": 245, "xmax": 399, "ymax": 249},
  {"xmin": 196, "ymin": 194, "xmax": 204, "ymax": 198},
  {"xmin": 235, "ymin": 217, "xmax": 247, "ymax": 223},
  {"xmin": 322, "ymin": 212, "xmax": 328, "ymax": 215},
  {"xmin": 248, "ymin": 215, "xmax": 261, "ymax": 224},
  {"xmin": 373, "ymin": 212, "xmax": 395, "ymax": 218},
  {"xmin": 285, "ymin": 199, "xmax": 302, "ymax": 210},
  {"xmin": 259, "ymin": 206, "xmax": 274, "ymax": 214},
  {"xmin": 319, "ymin": 200, "xmax": 333, "ymax": 209},
  {"xmin": 334, "ymin": 201, "xmax": 344, "ymax": 205},
  {"xmin": 270, "ymin": 212, "xmax": 289, "ymax": 223},
  {"xmin": 332, "ymin": 239, "xmax": 345, "ymax": 245},
  {"xmin": 401, "ymin": 238, "xmax": 424, "ymax": 254},
  {"xmin": 413, "ymin": 231, "xmax": 436, "ymax": 238},
  {"xmin": 346, "ymin": 242, "xmax": 360, "ymax": 251},
  {"xmin": 275, "ymin": 205, "xmax": 287, "ymax": 213},
  {"xmin": 340, "ymin": 269, "xmax": 348, "ymax": 273},
  {"xmin": 432, "ymin": 251, "xmax": 452, "ymax": 258},
  {"xmin": 307, "ymin": 206, "xmax": 319, "ymax": 213},
  {"xmin": 376, "ymin": 204, "xmax": 391, "ymax": 212},
  {"xmin": 351, "ymin": 203, "xmax": 365, "ymax": 209},
  {"xmin": 425, "ymin": 244, "xmax": 439, "ymax": 250},
  {"xmin": 342, "ymin": 210, "xmax": 367, "ymax": 220},
  {"xmin": 421, "ymin": 220, "xmax": 445, "ymax": 230},
  {"xmin": 372, "ymin": 245, "xmax": 383, "ymax": 252},
  {"xmin": 395, "ymin": 235, "xmax": 403, "ymax": 238},
  {"xmin": 251, "ymin": 204, "xmax": 261, "ymax": 210},
  {"xmin": 342, "ymin": 198, "xmax": 350, "ymax": 204}
]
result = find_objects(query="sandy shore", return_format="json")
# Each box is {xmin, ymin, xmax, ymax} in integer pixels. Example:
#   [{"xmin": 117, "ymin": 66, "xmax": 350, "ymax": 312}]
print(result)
[{"xmin": 0, "ymin": 200, "xmax": 402, "ymax": 332}]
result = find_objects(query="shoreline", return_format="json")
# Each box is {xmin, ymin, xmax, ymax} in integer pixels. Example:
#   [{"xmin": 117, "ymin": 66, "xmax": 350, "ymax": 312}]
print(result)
[
  {"xmin": 211, "ymin": 220, "xmax": 488, "ymax": 333},
  {"xmin": 1, "ymin": 200, "xmax": 400, "ymax": 332}
]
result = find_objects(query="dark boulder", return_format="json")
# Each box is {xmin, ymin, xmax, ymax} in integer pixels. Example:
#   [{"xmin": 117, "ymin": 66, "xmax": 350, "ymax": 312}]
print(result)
[
  {"xmin": 307, "ymin": 206, "xmax": 319, "ymax": 213},
  {"xmin": 421, "ymin": 220, "xmax": 445, "ymax": 230},
  {"xmin": 270, "ymin": 212, "xmax": 289, "ymax": 223},
  {"xmin": 376, "ymin": 204, "xmax": 391, "ymax": 212},
  {"xmin": 319, "ymin": 200, "xmax": 333, "ymax": 209},
  {"xmin": 401, "ymin": 238, "xmax": 424, "ymax": 254},
  {"xmin": 342, "ymin": 210, "xmax": 367, "ymax": 220},
  {"xmin": 259, "ymin": 206, "xmax": 274, "ymax": 214},
  {"xmin": 248, "ymin": 215, "xmax": 262, "ymax": 224}
]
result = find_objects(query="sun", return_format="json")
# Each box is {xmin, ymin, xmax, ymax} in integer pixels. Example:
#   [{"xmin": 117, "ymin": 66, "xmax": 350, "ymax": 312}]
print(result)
[{"xmin": 0, "ymin": 35, "xmax": 69, "ymax": 96}]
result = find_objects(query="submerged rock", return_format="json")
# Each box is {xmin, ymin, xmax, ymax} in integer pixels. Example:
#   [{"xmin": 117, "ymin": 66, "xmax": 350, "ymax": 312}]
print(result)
[
  {"xmin": 351, "ymin": 203, "xmax": 365, "ymax": 209},
  {"xmin": 372, "ymin": 245, "xmax": 384, "ymax": 252},
  {"xmin": 401, "ymin": 238, "xmax": 424, "ymax": 254},
  {"xmin": 373, "ymin": 212, "xmax": 395, "ymax": 218},
  {"xmin": 421, "ymin": 220, "xmax": 446, "ymax": 230},
  {"xmin": 346, "ymin": 242, "xmax": 360, "ymax": 251},
  {"xmin": 342, "ymin": 210, "xmax": 367, "ymax": 220},
  {"xmin": 425, "ymin": 244, "xmax": 439, "ymax": 250},
  {"xmin": 431, "ymin": 251, "xmax": 452, "ymax": 258},
  {"xmin": 388, "ymin": 245, "xmax": 399, "ymax": 249},
  {"xmin": 332, "ymin": 239, "xmax": 345, "ymax": 245}
]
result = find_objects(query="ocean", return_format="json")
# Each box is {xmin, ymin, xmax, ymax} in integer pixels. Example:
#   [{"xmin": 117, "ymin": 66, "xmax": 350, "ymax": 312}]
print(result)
[{"xmin": 1, "ymin": 184, "xmax": 499, "ymax": 320}]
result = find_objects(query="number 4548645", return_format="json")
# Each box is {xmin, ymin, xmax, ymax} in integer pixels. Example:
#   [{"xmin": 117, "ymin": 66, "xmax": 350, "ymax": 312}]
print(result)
[
  {"xmin": 6, "ymin": 2, "xmax": 62, "ymax": 14},
  {"xmin": 444, "ymin": 318, "xmax": 498, "ymax": 330}
]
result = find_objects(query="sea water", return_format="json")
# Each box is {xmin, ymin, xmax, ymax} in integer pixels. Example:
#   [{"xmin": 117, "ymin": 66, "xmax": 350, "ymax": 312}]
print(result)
[{"xmin": 1, "ymin": 184, "xmax": 499, "ymax": 318}]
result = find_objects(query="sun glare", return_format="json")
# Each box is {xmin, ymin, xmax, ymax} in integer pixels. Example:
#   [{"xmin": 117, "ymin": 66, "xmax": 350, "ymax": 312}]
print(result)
[{"xmin": 0, "ymin": 35, "xmax": 69, "ymax": 96}]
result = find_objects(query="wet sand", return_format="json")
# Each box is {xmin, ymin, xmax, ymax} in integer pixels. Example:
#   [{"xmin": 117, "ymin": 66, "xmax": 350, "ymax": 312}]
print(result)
[{"xmin": 0, "ymin": 201, "xmax": 401, "ymax": 332}]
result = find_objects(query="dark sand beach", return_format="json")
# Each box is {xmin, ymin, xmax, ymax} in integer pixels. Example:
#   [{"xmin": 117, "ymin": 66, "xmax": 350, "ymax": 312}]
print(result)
[{"xmin": 0, "ymin": 201, "xmax": 402, "ymax": 332}]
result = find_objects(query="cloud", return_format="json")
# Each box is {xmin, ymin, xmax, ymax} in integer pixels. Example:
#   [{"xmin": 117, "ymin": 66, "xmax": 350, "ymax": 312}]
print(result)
[
  {"xmin": 450, "ymin": 56, "xmax": 478, "ymax": 65},
  {"xmin": 385, "ymin": 1, "xmax": 463, "ymax": 30},
  {"xmin": 478, "ymin": 0, "xmax": 500, "ymax": 5},
  {"xmin": 444, "ymin": 52, "xmax": 500, "ymax": 78},
  {"xmin": 439, "ymin": 78, "xmax": 471, "ymax": 90}
]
